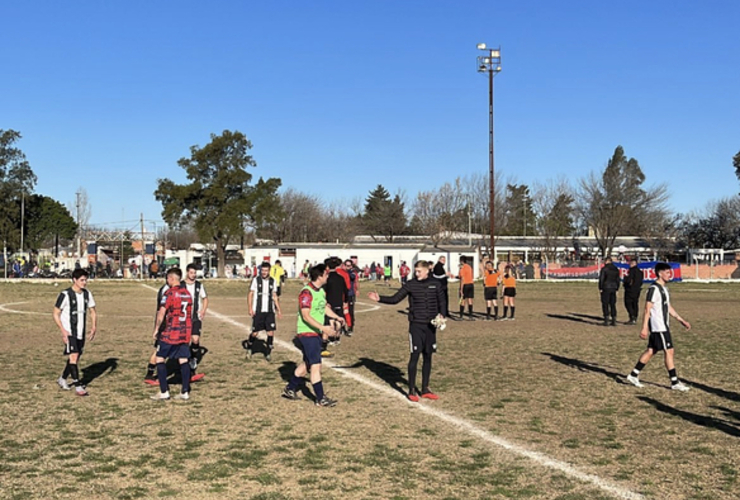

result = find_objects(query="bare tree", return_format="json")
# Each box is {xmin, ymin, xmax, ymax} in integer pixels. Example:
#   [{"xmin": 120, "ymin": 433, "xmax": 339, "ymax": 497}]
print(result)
[{"xmin": 531, "ymin": 177, "xmax": 575, "ymax": 258}]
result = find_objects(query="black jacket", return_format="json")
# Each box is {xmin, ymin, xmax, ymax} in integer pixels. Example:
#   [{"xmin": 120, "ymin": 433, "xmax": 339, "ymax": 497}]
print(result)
[
  {"xmin": 378, "ymin": 277, "xmax": 445, "ymax": 324},
  {"xmin": 623, "ymin": 266, "xmax": 643, "ymax": 292},
  {"xmin": 598, "ymin": 263, "xmax": 620, "ymax": 291}
]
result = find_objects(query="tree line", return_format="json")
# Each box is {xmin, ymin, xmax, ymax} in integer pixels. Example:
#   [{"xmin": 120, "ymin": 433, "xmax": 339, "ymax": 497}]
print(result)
[{"xmin": 3, "ymin": 128, "xmax": 739, "ymax": 275}]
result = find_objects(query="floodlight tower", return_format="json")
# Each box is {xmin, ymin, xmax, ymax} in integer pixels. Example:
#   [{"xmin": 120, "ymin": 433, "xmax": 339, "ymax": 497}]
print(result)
[{"xmin": 477, "ymin": 43, "xmax": 501, "ymax": 261}]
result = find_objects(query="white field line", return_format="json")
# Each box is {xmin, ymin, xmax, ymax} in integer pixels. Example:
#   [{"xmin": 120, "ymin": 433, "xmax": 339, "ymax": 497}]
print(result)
[{"xmin": 141, "ymin": 285, "xmax": 644, "ymax": 500}]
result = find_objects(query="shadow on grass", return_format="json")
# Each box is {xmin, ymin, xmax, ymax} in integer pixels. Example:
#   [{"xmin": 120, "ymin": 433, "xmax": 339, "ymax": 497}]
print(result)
[
  {"xmin": 683, "ymin": 379, "xmax": 740, "ymax": 402},
  {"xmin": 638, "ymin": 396, "xmax": 740, "ymax": 437},
  {"xmin": 542, "ymin": 352, "xmax": 653, "ymax": 386},
  {"xmin": 81, "ymin": 357, "xmax": 118, "ymax": 385},
  {"xmin": 711, "ymin": 406, "xmax": 740, "ymax": 422},
  {"xmin": 337, "ymin": 357, "xmax": 408, "ymax": 397},
  {"xmin": 277, "ymin": 361, "xmax": 315, "ymax": 401},
  {"xmin": 545, "ymin": 313, "xmax": 602, "ymax": 325}
]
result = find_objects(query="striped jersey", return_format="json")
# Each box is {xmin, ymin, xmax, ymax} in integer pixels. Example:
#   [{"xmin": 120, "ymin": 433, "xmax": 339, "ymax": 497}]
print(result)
[
  {"xmin": 55, "ymin": 288, "xmax": 96, "ymax": 340},
  {"xmin": 645, "ymin": 283, "xmax": 670, "ymax": 332}
]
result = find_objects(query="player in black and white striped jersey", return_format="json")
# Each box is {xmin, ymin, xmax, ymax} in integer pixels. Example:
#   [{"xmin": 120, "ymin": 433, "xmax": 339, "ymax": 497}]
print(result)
[
  {"xmin": 626, "ymin": 262, "xmax": 692, "ymax": 391},
  {"xmin": 245, "ymin": 262, "xmax": 282, "ymax": 361},
  {"xmin": 53, "ymin": 268, "xmax": 98, "ymax": 396}
]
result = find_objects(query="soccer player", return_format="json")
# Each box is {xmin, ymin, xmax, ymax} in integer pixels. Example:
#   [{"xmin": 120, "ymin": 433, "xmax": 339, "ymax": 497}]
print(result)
[
  {"xmin": 281, "ymin": 263, "xmax": 343, "ymax": 407},
  {"xmin": 245, "ymin": 262, "xmax": 282, "ymax": 361},
  {"xmin": 343, "ymin": 259, "xmax": 358, "ymax": 335},
  {"xmin": 144, "ymin": 277, "xmax": 171, "ymax": 385},
  {"xmin": 151, "ymin": 268, "xmax": 193, "ymax": 401},
  {"xmin": 598, "ymin": 257, "xmax": 620, "ymax": 326},
  {"xmin": 623, "ymin": 258, "xmax": 644, "ymax": 325},
  {"xmin": 54, "ymin": 268, "xmax": 97, "ymax": 396},
  {"xmin": 483, "ymin": 261, "xmax": 501, "ymax": 320},
  {"xmin": 626, "ymin": 262, "xmax": 692, "ymax": 391},
  {"xmin": 501, "ymin": 267, "xmax": 517, "ymax": 320},
  {"xmin": 183, "ymin": 263, "xmax": 208, "ymax": 379},
  {"xmin": 457, "ymin": 256, "xmax": 475, "ymax": 320},
  {"xmin": 432, "ymin": 256, "xmax": 451, "ymax": 317},
  {"xmin": 269, "ymin": 259, "xmax": 286, "ymax": 300},
  {"xmin": 368, "ymin": 260, "xmax": 445, "ymax": 402},
  {"xmin": 399, "ymin": 261, "xmax": 411, "ymax": 285},
  {"xmin": 322, "ymin": 257, "xmax": 347, "ymax": 355}
]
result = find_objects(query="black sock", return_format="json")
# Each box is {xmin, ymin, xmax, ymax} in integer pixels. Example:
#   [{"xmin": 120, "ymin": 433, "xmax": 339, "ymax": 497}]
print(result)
[
  {"xmin": 267, "ymin": 335, "xmax": 274, "ymax": 348},
  {"xmin": 631, "ymin": 361, "xmax": 646, "ymax": 377},
  {"xmin": 494, "ymin": 306, "xmax": 498, "ymax": 318},
  {"xmin": 511, "ymin": 307, "xmax": 515, "ymax": 318},
  {"xmin": 180, "ymin": 362, "xmax": 191, "ymax": 393},
  {"xmin": 668, "ymin": 368, "xmax": 678, "ymax": 385},
  {"xmin": 313, "ymin": 381, "xmax": 324, "ymax": 400},
  {"xmin": 69, "ymin": 364, "xmax": 80, "ymax": 387},
  {"xmin": 459, "ymin": 305, "xmax": 464, "ymax": 316},
  {"xmin": 146, "ymin": 363, "xmax": 156, "ymax": 377},
  {"xmin": 486, "ymin": 306, "xmax": 491, "ymax": 317},
  {"xmin": 468, "ymin": 305, "xmax": 473, "ymax": 317},
  {"xmin": 504, "ymin": 306, "xmax": 508, "ymax": 317},
  {"xmin": 62, "ymin": 360, "xmax": 71, "ymax": 379},
  {"xmin": 157, "ymin": 362, "xmax": 168, "ymax": 392}
]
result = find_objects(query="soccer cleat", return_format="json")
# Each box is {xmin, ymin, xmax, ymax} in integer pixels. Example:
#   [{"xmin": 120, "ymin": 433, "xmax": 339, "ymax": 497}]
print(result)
[
  {"xmin": 407, "ymin": 391, "xmax": 420, "ymax": 403},
  {"xmin": 315, "ymin": 396, "xmax": 337, "ymax": 407},
  {"xmin": 189, "ymin": 358, "xmax": 198, "ymax": 370},
  {"xmin": 190, "ymin": 373, "xmax": 205, "ymax": 382},
  {"xmin": 75, "ymin": 386, "xmax": 89, "ymax": 397},
  {"xmin": 57, "ymin": 377, "xmax": 71, "ymax": 391},
  {"xmin": 421, "ymin": 390, "xmax": 439, "ymax": 400},
  {"xmin": 151, "ymin": 391, "xmax": 171, "ymax": 401},
  {"xmin": 265, "ymin": 352, "xmax": 272, "ymax": 362},
  {"xmin": 626, "ymin": 375, "xmax": 644, "ymax": 388},
  {"xmin": 175, "ymin": 392, "xmax": 190, "ymax": 401},
  {"xmin": 281, "ymin": 386, "xmax": 300, "ymax": 400},
  {"xmin": 509, "ymin": 317, "xmax": 515, "ymax": 321},
  {"xmin": 321, "ymin": 350, "xmax": 334, "ymax": 358},
  {"xmin": 144, "ymin": 378, "xmax": 158, "ymax": 386},
  {"xmin": 344, "ymin": 329, "xmax": 353, "ymax": 337},
  {"xmin": 671, "ymin": 382, "xmax": 690, "ymax": 392}
]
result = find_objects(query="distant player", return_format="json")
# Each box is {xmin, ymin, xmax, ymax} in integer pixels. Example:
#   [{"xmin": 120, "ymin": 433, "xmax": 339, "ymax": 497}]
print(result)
[
  {"xmin": 322, "ymin": 257, "xmax": 347, "ymax": 355},
  {"xmin": 626, "ymin": 262, "xmax": 692, "ymax": 391},
  {"xmin": 144, "ymin": 277, "xmax": 170, "ymax": 385},
  {"xmin": 245, "ymin": 262, "xmax": 282, "ymax": 361},
  {"xmin": 281, "ymin": 264, "xmax": 343, "ymax": 407},
  {"xmin": 483, "ymin": 261, "xmax": 501, "ymax": 320},
  {"xmin": 151, "ymin": 268, "xmax": 193, "ymax": 401},
  {"xmin": 368, "ymin": 261, "xmax": 446, "ymax": 402},
  {"xmin": 54, "ymin": 268, "xmax": 98, "ymax": 396},
  {"xmin": 343, "ymin": 259, "xmax": 358, "ymax": 335},
  {"xmin": 457, "ymin": 257, "xmax": 475, "ymax": 320},
  {"xmin": 501, "ymin": 267, "xmax": 517, "ymax": 320},
  {"xmin": 623, "ymin": 258, "xmax": 644, "ymax": 325},
  {"xmin": 183, "ymin": 263, "xmax": 208, "ymax": 379},
  {"xmin": 269, "ymin": 260, "xmax": 286, "ymax": 299}
]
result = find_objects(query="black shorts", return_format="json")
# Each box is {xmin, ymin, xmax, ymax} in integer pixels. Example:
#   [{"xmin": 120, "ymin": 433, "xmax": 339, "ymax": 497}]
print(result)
[
  {"xmin": 462, "ymin": 284, "xmax": 474, "ymax": 299},
  {"xmin": 484, "ymin": 287, "xmax": 498, "ymax": 301},
  {"xmin": 647, "ymin": 330, "xmax": 673, "ymax": 352},
  {"xmin": 192, "ymin": 319, "xmax": 202, "ymax": 337},
  {"xmin": 63, "ymin": 336, "xmax": 85, "ymax": 356},
  {"xmin": 324, "ymin": 306, "xmax": 343, "ymax": 326},
  {"xmin": 409, "ymin": 322, "xmax": 437, "ymax": 355},
  {"xmin": 503, "ymin": 287, "xmax": 517, "ymax": 298},
  {"xmin": 252, "ymin": 312, "xmax": 277, "ymax": 333},
  {"xmin": 275, "ymin": 287, "xmax": 282, "ymax": 297}
]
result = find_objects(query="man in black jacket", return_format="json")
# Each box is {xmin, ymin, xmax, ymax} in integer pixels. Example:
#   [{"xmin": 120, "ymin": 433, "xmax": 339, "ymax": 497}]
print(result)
[
  {"xmin": 623, "ymin": 259, "xmax": 644, "ymax": 325},
  {"xmin": 432, "ymin": 256, "xmax": 451, "ymax": 317},
  {"xmin": 598, "ymin": 257, "xmax": 620, "ymax": 326},
  {"xmin": 368, "ymin": 261, "xmax": 446, "ymax": 402}
]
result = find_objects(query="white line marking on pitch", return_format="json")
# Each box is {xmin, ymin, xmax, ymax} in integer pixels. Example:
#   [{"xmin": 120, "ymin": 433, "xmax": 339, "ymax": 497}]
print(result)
[{"xmin": 141, "ymin": 284, "xmax": 644, "ymax": 500}]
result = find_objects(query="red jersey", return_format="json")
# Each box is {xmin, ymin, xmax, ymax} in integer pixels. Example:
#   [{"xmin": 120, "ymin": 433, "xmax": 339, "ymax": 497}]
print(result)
[
  {"xmin": 160, "ymin": 284, "xmax": 193, "ymax": 345},
  {"xmin": 336, "ymin": 268, "xmax": 351, "ymax": 291}
]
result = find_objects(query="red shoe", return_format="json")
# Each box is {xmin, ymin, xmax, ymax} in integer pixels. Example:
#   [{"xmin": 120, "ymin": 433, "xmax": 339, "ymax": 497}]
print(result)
[
  {"xmin": 407, "ymin": 391, "xmax": 420, "ymax": 402},
  {"xmin": 190, "ymin": 373, "xmax": 205, "ymax": 382},
  {"xmin": 144, "ymin": 378, "xmax": 158, "ymax": 386},
  {"xmin": 421, "ymin": 390, "xmax": 439, "ymax": 400}
]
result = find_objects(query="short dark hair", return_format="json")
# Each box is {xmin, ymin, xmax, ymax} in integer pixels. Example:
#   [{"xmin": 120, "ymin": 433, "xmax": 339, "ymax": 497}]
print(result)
[
  {"xmin": 326, "ymin": 257, "xmax": 340, "ymax": 270},
  {"xmin": 260, "ymin": 262, "xmax": 271, "ymax": 269},
  {"xmin": 275, "ymin": 260, "xmax": 281, "ymax": 265},
  {"xmin": 310, "ymin": 264, "xmax": 327, "ymax": 281},
  {"xmin": 654, "ymin": 262, "xmax": 671, "ymax": 273},
  {"xmin": 72, "ymin": 268, "xmax": 89, "ymax": 280},
  {"xmin": 167, "ymin": 267, "xmax": 183, "ymax": 279},
  {"xmin": 186, "ymin": 263, "xmax": 198, "ymax": 271}
]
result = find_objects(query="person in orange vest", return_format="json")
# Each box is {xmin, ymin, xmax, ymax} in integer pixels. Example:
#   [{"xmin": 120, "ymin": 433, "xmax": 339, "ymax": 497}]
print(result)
[
  {"xmin": 457, "ymin": 257, "xmax": 475, "ymax": 320},
  {"xmin": 483, "ymin": 260, "xmax": 501, "ymax": 320},
  {"xmin": 501, "ymin": 266, "xmax": 517, "ymax": 320}
]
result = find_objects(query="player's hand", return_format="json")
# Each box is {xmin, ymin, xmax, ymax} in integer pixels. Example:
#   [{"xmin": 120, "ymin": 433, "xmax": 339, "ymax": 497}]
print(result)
[
  {"xmin": 680, "ymin": 319, "xmax": 691, "ymax": 331},
  {"xmin": 321, "ymin": 325, "xmax": 335, "ymax": 337},
  {"xmin": 153, "ymin": 330, "xmax": 159, "ymax": 339},
  {"xmin": 367, "ymin": 292, "xmax": 379, "ymax": 302},
  {"xmin": 88, "ymin": 327, "xmax": 97, "ymax": 341},
  {"xmin": 249, "ymin": 309, "xmax": 255, "ymax": 317},
  {"xmin": 61, "ymin": 330, "xmax": 70, "ymax": 343},
  {"xmin": 639, "ymin": 327, "xmax": 648, "ymax": 340},
  {"xmin": 277, "ymin": 311, "xmax": 282, "ymax": 319}
]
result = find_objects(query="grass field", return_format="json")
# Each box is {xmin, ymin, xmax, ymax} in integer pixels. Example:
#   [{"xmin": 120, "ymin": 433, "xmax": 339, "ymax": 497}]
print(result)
[{"xmin": 1, "ymin": 278, "xmax": 740, "ymax": 500}]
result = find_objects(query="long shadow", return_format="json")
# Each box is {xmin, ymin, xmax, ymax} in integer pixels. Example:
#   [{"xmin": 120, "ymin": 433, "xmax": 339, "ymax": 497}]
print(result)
[
  {"xmin": 682, "ymin": 378, "xmax": 740, "ymax": 402},
  {"xmin": 81, "ymin": 357, "xmax": 118, "ymax": 385},
  {"xmin": 711, "ymin": 406, "xmax": 740, "ymax": 423},
  {"xmin": 571, "ymin": 313, "xmax": 606, "ymax": 321},
  {"xmin": 545, "ymin": 313, "xmax": 597, "ymax": 325},
  {"xmin": 638, "ymin": 396, "xmax": 740, "ymax": 438},
  {"xmin": 337, "ymin": 357, "xmax": 408, "ymax": 396},
  {"xmin": 542, "ymin": 352, "xmax": 643, "ymax": 385},
  {"xmin": 277, "ymin": 361, "xmax": 314, "ymax": 400}
]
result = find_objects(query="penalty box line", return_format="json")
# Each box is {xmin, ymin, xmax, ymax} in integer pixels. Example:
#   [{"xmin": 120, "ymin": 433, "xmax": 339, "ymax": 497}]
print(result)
[{"xmin": 142, "ymin": 285, "xmax": 644, "ymax": 500}]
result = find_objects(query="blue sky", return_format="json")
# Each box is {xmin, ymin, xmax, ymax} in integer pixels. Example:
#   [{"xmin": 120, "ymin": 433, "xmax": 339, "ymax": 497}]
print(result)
[{"xmin": 4, "ymin": 1, "xmax": 738, "ymax": 230}]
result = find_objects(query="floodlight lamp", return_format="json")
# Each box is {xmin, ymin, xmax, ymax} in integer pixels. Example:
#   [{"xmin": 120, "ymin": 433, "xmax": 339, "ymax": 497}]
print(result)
[
  {"xmin": 483, "ymin": 57, "xmax": 491, "ymax": 64},
  {"xmin": 496, "ymin": 65, "xmax": 502, "ymax": 72},
  {"xmin": 478, "ymin": 65, "xmax": 487, "ymax": 72},
  {"xmin": 490, "ymin": 49, "xmax": 500, "ymax": 58},
  {"xmin": 477, "ymin": 43, "xmax": 487, "ymax": 50}
]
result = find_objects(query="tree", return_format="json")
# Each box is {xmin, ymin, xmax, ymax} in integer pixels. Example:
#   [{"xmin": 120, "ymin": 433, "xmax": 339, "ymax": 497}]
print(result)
[
  {"xmin": 577, "ymin": 146, "xmax": 668, "ymax": 257},
  {"xmin": 734, "ymin": 150, "xmax": 740, "ymax": 191},
  {"xmin": 501, "ymin": 184, "xmax": 536, "ymax": 237},
  {"xmin": 362, "ymin": 185, "xmax": 406, "ymax": 242},
  {"xmin": 0, "ymin": 130, "xmax": 36, "ymax": 253},
  {"xmin": 23, "ymin": 195, "xmax": 77, "ymax": 251},
  {"xmin": 531, "ymin": 178, "xmax": 575, "ymax": 258},
  {"xmin": 681, "ymin": 196, "xmax": 740, "ymax": 250},
  {"xmin": 154, "ymin": 130, "xmax": 281, "ymax": 276}
]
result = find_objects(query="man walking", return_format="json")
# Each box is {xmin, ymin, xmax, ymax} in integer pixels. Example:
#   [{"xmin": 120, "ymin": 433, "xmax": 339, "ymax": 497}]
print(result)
[
  {"xmin": 623, "ymin": 259, "xmax": 643, "ymax": 325},
  {"xmin": 246, "ymin": 262, "xmax": 282, "ymax": 361},
  {"xmin": 598, "ymin": 257, "xmax": 620, "ymax": 326},
  {"xmin": 184, "ymin": 263, "xmax": 208, "ymax": 379}
]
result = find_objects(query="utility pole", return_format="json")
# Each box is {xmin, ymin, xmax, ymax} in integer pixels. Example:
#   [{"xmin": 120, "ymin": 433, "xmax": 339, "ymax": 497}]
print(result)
[
  {"xmin": 140, "ymin": 213, "xmax": 146, "ymax": 279},
  {"xmin": 76, "ymin": 190, "xmax": 81, "ymax": 258},
  {"xmin": 20, "ymin": 192, "xmax": 25, "ymax": 257}
]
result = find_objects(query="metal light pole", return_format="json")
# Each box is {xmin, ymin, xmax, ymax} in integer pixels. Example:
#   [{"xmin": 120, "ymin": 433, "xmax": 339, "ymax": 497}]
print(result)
[{"xmin": 477, "ymin": 43, "xmax": 501, "ymax": 262}]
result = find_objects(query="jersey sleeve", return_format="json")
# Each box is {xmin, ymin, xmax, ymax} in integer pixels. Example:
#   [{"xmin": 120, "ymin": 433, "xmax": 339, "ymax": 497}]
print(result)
[
  {"xmin": 55, "ymin": 292, "xmax": 67, "ymax": 309},
  {"xmin": 645, "ymin": 286, "xmax": 656, "ymax": 303},
  {"xmin": 87, "ymin": 291, "xmax": 96, "ymax": 308},
  {"xmin": 250, "ymin": 278, "xmax": 258, "ymax": 292},
  {"xmin": 299, "ymin": 289, "xmax": 313, "ymax": 309},
  {"xmin": 200, "ymin": 284, "xmax": 207, "ymax": 298}
]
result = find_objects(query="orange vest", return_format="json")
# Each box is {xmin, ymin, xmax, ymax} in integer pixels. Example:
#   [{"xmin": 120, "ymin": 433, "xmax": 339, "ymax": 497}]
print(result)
[
  {"xmin": 503, "ymin": 275, "xmax": 516, "ymax": 289},
  {"xmin": 485, "ymin": 271, "xmax": 500, "ymax": 288},
  {"xmin": 460, "ymin": 264, "xmax": 474, "ymax": 285}
]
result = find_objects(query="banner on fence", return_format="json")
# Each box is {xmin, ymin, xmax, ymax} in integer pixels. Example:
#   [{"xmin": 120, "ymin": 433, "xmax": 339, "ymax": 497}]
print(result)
[{"xmin": 546, "ymin": 262, "xmax": 682, "ymax": 282}]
